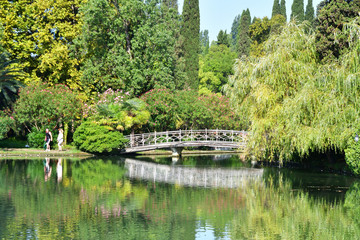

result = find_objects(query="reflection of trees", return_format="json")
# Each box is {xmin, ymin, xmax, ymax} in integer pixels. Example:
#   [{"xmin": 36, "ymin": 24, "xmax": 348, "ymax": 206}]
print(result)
[
  {"xmin": 230, "ymin": 179, "xmax": 360, "ymax": 239},
  {"xmin": 344, "ymin": 182, "xmax": 360, "ymax": 225}
]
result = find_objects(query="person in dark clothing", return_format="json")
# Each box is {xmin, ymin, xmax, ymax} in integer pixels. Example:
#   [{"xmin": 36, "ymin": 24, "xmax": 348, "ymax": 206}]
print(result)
[{"xmin": 44, "ymin": 129, "xmax": 53, "ymax": 151}]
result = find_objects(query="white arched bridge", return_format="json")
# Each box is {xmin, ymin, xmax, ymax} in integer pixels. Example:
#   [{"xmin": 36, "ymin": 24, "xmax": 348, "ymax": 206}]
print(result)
[{"xmin": 122, "ymin": 129, "xmax": 248, "ymax": 156}]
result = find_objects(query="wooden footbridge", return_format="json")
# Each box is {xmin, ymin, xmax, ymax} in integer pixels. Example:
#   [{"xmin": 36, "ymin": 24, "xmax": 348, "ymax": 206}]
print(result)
[{"xmin": 122, "ymin": 129, "xmax": 248, "ymax": 155}]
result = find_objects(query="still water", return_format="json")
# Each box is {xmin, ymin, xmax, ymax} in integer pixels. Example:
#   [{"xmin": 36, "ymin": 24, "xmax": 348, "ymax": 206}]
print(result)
[{"xmin": 0, "ymin": 155, "xmax": 359, "ymax": 239}]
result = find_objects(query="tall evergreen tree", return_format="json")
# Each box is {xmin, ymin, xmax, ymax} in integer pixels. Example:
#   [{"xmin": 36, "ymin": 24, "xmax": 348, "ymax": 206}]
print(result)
[
  {"xmin": 230, "ymin": 14, "xmax": 241, "ymax": 51},
  {"xmin": 217, "ymin": 30, "xmax": 230, "ymax": 47},
  {"xmin": 199, "ymin": 30, "xmax": 209, "ymax": 55},
  {"xmin": 237, "ymin": 9, "xmax": 251, "ymax": 57},
  {"xmin": 272, "ymin": 0, "xmax": 281, "ymax": 17},
  {"xmin": 305, "ymin": 0, "xmax": 315, "ymax": 23},
  {"xmin": 291, "ymin": 0, "xmax": 304, "ymax": 22},
  {"xmin": 280, "ymin": 0, "xmax": 287, "ymax": 19},
  {"xmin": 181, "ymin": 0, "xmax": 200, "ymax": 90}
]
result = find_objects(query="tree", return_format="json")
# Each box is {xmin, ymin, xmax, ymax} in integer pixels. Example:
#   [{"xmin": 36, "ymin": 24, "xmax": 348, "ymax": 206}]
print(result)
[
  {"xmin": 291, "ymin": 0, "xmax": 304, "ymax": 22},
  {"xmin": 305, "ymin": 0, "xmax": 315, "ymax": 24},
  {"xmin": 199, "ymin": 44, "xmax": 237, "ymax": 93},
  {"xmin": 216, "ymin": 30, "xmax": 230, "ymax": 47},
  {"xmin": 237, "ymin": 9, "xmax": 251, "ymax": 57},
  {"xmin": 230, "ymin": 14, "xmax": 241, "ymax": 51},
  {"xmin": 315, "ymin": 0, "xmax": 360, "ymax": 62},
  {"xmin": 280, "ymin": 0, "xmax": 287, "ymax": 19},
  {"xmin": 272, "ymin": 0, "xmax": 281, "ymax": 17},
  {"xmin": 14, "ymin": 83, "xmax": 82, "ymax": 132},
  {"xmin": 199, "ymin": 30, "xmax": 210, "ymax": 55},
  {"xmin": 225, "ymin": 22, "xmax": 360, "ymax": 162},
  {"xmin": 77, "ymin": 0, "xmax": 184, "ymax": 97},
  {"xmin": 181, "ymin": 0, "xmax": 200, "ymax": 90},
  {"xmin": 249, "ymin": 15, "xmax": 286, "ymax": 57},
  {"xmin": 0, "ymin": 0, "xmax": 84, "ymax": 88},
  {"xmin": 0, "ymin": 53, "xmax": 23, "ymax": 110}
]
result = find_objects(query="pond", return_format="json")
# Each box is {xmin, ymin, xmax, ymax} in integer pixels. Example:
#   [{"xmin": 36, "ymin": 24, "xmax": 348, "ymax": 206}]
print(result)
[{"xmin": 0, "ymin": 155, "xmax": 360, "ymax": 239}]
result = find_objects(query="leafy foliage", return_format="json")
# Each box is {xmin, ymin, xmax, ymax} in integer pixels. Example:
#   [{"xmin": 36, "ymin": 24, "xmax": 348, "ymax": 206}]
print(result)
[
  {"xmin": 249, "ymin": 15, "xmax": 286, "ymax": 57},
  {"xmin": 27, "ymin": 129, "xmax": 46, "ymax": 148},
  {"xmin": 77, "ymin": 0, "xmax": 184, "ymax": 97},
  {"xmin": 0, "ymin": 111, "xmax": 14, "ymax": 140},
  {"xmin": 0, "ymin": 0, "xmax": 83, "ymax": 88},
  {"xmin": 85, "ymin": 88, "xmax": 150, "ymax": 133},
  {"xmin": 345, "ymin": 138, "xmax": 360, "ymax": 175},
  {"xmin": 225, "ymin": 21, "xmax": 360, "ymax": 162},
  {"xmin": 0, "ymin": 53, "xmax": 23, "ymax": 110},
  {"xmin": 181, "ymin": 0, "xmax": 200, "ymax": 89},
  {"xmin": 14, "ymin": 83, "xmax": 82, "ymax": 132},
  {"xmin": 199, "ymin": 44, "xmax": 236, "ymax": 93},
  {"xmin": 73, "ymin": 121, "xmax": 127, "ymax": 153},
  {"xmin": 315, "ymin": 0, "xmax": 360, "ymax": 62},
  {"xmin": 141, "ymin": 88, "xmax": 242, "ymax": 131}
]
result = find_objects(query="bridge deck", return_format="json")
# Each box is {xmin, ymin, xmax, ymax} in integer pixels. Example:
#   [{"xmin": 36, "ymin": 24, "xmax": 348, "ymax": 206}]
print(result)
[{"xmin": 122, "ymin": 129, "xmax": 247, "ymax": 153}]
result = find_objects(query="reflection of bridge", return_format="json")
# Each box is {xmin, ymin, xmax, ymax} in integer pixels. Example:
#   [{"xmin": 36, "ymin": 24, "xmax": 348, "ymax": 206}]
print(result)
[
  {"xmin": 125, "ymin": 159, "xmax": 263, "ymax": 188},
  {"xmin": 122, "ymin": 129, "xmax": 248, "ymax": 155}
]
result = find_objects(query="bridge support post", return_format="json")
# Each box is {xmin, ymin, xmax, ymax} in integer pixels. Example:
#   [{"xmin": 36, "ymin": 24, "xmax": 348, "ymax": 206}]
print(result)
[{"xmin": 170, "ymin": 147, "xmax": 183, "ymax": 157}]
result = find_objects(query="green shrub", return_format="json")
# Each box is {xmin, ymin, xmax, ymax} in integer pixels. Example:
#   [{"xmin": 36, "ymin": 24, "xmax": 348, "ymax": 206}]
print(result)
[
  {"xmin": 0, "ymin": 111, "xmax": 15, "ymax": 140},
  {"xmin": 0, "ymin": 138, "xmax": 27, "ymax": 148},
  {"xmin": 73, "ymin": 121, "xmax": 128, "ymax": 154},
  {"xmin": 27, "ymin": 130, "xmax": 45, "ymax": 148},
  {"xmin": 345, "ymin": 138, "xmax": 360, "ymax": 175},
  {"xmin": 27, "ymin": 129, "xmax": 58, "ymax": 149}
]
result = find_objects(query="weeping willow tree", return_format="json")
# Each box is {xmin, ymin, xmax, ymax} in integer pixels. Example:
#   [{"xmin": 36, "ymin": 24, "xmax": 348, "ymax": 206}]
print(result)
[{"xmin": 225, "ymin": 20, "xmax": 360, "ymax": 162}]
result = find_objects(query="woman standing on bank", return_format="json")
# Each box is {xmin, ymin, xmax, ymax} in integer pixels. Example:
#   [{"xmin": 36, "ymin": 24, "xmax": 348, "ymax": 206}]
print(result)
[{"xmin": 57, "ymin": 129, "xmax": 64, "ymax": 151}]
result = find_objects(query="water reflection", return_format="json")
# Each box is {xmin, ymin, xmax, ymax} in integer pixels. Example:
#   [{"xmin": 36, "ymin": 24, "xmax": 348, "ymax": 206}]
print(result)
[
  {"xmin": 125, "ymin": 158, "xmax": 263, "ymax": 188},
  {"xmin": 0, "ymin": 156, "xmax": 359, "ymax": 239},
  {"xmin": 43, "ymin": 157, "xmax": 52, "ymax": 182}
]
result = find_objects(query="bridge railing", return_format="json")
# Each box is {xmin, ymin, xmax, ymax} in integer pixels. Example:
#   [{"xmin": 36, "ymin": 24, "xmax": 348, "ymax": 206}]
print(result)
[{"xmin": 124, "ymin": 129, "xmax": 248, "ymax": 148}]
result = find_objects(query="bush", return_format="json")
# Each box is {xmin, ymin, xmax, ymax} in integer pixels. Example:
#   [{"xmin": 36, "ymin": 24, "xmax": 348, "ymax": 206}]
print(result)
[
  {"xmin": 27, "ymin": 129, "xmax": 58, "ymax": 149},
  {"xmin": 0, "ymin": 110, "xmax": 15, "ymax": 140},
  {"xmin": 345, "ymin": 138, "xmax": 360, "ymax": 175},
  {"xmin": 73, "ymin": 121, "xmax": 128, "ymax": 154}
]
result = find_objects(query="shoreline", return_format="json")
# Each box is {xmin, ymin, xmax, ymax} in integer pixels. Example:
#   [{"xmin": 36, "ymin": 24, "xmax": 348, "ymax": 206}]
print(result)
[{"xmin": 0, "ymin": 148, "xmax": 244, "ymax": 159}]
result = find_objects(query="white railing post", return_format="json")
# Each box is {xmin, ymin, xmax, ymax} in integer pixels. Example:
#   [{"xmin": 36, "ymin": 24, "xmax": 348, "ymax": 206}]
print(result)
[
  {"xmin": 216, "ymin": 129, "xmax": 218, "ymax": 141},
  {"xmin": 142, "ymin": 134, "xmax": 144, "ymax": 146},
  {"xmin": 155, "ymin": 131, "xmax": 157, "ymax": 145},
  {"xmin": 179, "ymin": 129, "xmax": 181, "ymax": 142},
  {"xmin": 166, "ymin": 131, "xmax": 169, "ymax": 143},
  {"xmin": 232, "ymin": 130, "xmax": 234, "ymax": 142},
  {"xmin": 205, "ymin": 129, "xmax": 207, "ymax": 141}
]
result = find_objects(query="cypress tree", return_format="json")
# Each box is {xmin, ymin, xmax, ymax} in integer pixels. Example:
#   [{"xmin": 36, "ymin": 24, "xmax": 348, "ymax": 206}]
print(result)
[
  {"xmin": 217, "ymin": 30, "xmax": 229, "ymax": 47},
  {"xmin": 291, "ymin": 0, "xmax": 304, "ymax": 22},
  {"xmin": 237, "ymin": 9, "xmax": 251, "ymax": 57},
  {"xmin": 181, "ymin": 0, "xmax": 200, "ymax": 90},
  {"xmin": 305, "ymin": 0, "xmax": 315, "ymax": 23},
  {"xmin": 230, "ymin": 14, "xmax": 241, "ymax": 51},
  {"xmin": 199, "ymin": 30, "xmax": 209, "ymax": 55},
  {"xmin": 272, "ymin": 0, "xmax": 281, "ymax": 17},
  {"xmin": 280, "ymin": 0, "xmax": 287, "ymax": 19}
]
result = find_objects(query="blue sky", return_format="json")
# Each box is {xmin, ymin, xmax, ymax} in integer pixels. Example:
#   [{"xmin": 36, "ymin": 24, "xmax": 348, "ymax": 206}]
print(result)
[{"xmin": 178, "ymin": 0, "xmax": 323, "ymax": 42}]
